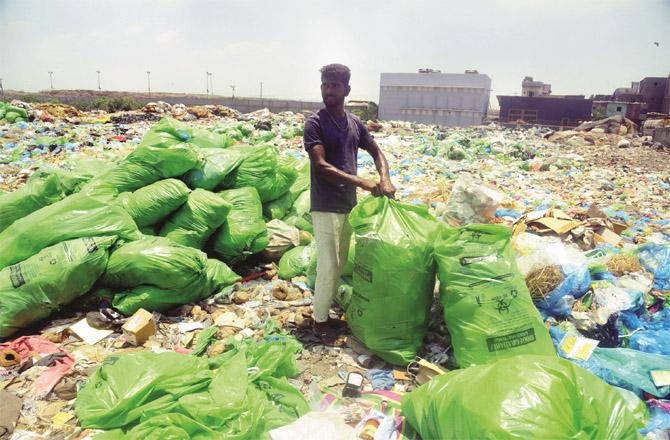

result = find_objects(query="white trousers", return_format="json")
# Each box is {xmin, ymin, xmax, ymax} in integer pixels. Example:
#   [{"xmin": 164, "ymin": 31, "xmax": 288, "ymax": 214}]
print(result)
[{"xmin": 312, "ymin": 211, "xmax": 353, "ymax": 323}]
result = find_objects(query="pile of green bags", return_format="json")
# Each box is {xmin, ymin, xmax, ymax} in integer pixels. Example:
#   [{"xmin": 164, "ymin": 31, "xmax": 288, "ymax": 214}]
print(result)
[
  {"xmin": 347, "ymin": 196, "xmax": 440, "ymax": 365},
  {"xmin": 226, "ymin": 145, "xmax": 297, "ymax": 202},
  {"xmin": 0, "ymin": 102, "xmax": 28, "ymax": 123},
  {"xmin": 0, "ymin": 236, "xmax": 117, "ymax": 337},
  {"xmin": 75, "ymin": 337, "xmax": 309, "ymax": 439},
  {"xmin": 264, "ymin": 160, "xmax": 310, "ymax": 220},
  {"xmin": 183, "ymin": 148, "xmax": 243, "ymax": 190},
  {"xmin": 401, "ymin": 355, "xmax": 648, "ymax": 440},
  {"xmin": 0, "ymin": 173, "xmax": 66, "ymax": 233},
  {"xmin": 0, "ymin": 192, "xmax": 140, "ymax": 269},
  {"xmin": 435, "ymin": 224, "xmax": 556, "ymax": 367},
  {"xmin": 100, "ymin": 237, "xmax": 238, "ymax": 315}
]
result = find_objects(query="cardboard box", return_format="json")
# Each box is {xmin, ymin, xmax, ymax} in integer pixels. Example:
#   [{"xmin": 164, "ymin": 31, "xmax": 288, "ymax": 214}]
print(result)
[{"xmin": 121, "ymin": 309, "xmax": 156, "ymax": 346}]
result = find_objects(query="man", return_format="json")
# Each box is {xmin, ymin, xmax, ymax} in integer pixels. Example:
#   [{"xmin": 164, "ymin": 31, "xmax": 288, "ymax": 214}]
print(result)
[{"xmin": 303, "ymin": 63, "xmax": 396, "ymax": 342}]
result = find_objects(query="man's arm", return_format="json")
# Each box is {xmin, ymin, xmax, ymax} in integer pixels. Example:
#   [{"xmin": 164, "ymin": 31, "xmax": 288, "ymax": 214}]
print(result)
[
  {"xmin": 307, "ymin": 144, "xmax": 381, "ymax": 196},
  {"xmin": 364, "ymin": 140, "xmax": 396, "ymax": 198}
]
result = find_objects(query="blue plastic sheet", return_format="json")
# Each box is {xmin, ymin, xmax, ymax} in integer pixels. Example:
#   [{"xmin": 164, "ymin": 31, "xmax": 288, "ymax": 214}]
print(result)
[
  {"xmin": 623, "ymin": 309, "xmax": 670, "ymax": 356},
  {"xmin": 641, "ymin": 401, "xmax": 670, "ymax": 436},
  {"xmin": 535, "ymin": 264, "xmax": 591, "ymax": 317}
]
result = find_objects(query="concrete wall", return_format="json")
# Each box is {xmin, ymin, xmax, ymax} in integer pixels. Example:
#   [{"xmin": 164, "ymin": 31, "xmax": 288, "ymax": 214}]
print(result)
[
  {"xmin": 3, "ymin": 90, "xmax": 324, "ymax": 114},
  {"xmin": 378, "ymin": 72, "xmax": 491, "ymax": 127},
  {"xmin": 654, "ymin": 127, "xmax": 670, "ymax": 146}
]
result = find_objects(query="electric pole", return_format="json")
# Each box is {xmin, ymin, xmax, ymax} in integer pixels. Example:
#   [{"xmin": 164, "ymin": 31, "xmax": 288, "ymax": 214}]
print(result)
[
  {"xmin": 208, "ymin": 72, "xmax": 214, "ymax": 96},
  {"xmin": 146, "ymin": 71, "xmax": 151, "ymax": 94},
  {"xmin": 96, "ymin": 70, "xmax": 101, "ymax": 91},
  {"xmin": 230, "ymin": 85, "xmax": 236, "ymax": 99},
  {"xmin": 260, "ymin": 81, "xmax": 263, "ymax": 99},
  {"xmin": 206, "ymin": 72, "xmax": 210, "ymax": 95},
  {"xmin": 48, "ymin": 71, "xmax": 54, "ymax": 90}
]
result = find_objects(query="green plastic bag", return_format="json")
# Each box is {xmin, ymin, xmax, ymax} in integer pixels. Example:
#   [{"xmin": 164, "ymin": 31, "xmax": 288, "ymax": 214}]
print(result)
[
  {"xmin": 160, "ymin": 189, "xmax": 231, "ymax": 249},
  {"xmin": 283, "ymin": 190, "xmax": 312, "ymax": 232},
  {"xmin": 401, "ymin": 355, "xmax": 648, "ymax": 440},
  {"xmin": 117, "ymin": 179, "xmax": 190, "ymax": 227},
  {"xmin": 183, "ymin": 148, "xmax": 244, "ymax": 190},
  {"xmin": 436, "ymin": 224, "xmax": 555, "ymax": 367},
  {"xmin": 263, "ymin": 160, "xmax": 310, "ymax": 219},
  {"xmin": 210, "ymin": 187, "xmax": 269, "ymax": 264},
  {"xmin": 306, "ymin": 237, "xmax": 355, "ymax": 288},
  {"xmin": 0, "ymin": 193, "xmax": 140, "ymax": 269},
  {"xmin": 226, "ymin": 145, "xmax": 297, "ymax": 202},
  {"xmin": 347, "ymin": 196, "xmax": 440, "ymax": 365},
  {"xmin": 102, "ymin": 236, "xmax": 208, "ymax": 291},
  {"xmin": 0, "ymin": 236, "xmax": 116, "ymax": 338},
  {"xmin": 278, "ymin": 245, "xmax": 315, "ymax": 280},
  {"xmin": 75, "ymin": 338, "xmax": 308, "ymax": 439},
  {"xmin": 83, "ymin": 118, "xmax": 200, "ymax": 194},
  {"xmin": 0, "ymin": 173, "xmax": 66, "ymax": 233}
]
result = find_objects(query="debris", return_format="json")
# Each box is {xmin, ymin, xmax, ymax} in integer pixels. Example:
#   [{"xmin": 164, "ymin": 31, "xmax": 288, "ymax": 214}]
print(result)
[{"xmin": 121, "ymin": 309, "xmax": 156, "ymax": 346}]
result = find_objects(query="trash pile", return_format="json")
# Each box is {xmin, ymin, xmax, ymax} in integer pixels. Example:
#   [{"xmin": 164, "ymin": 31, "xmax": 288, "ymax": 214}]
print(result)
[{"xmin": 0, "ymin": 102, "xmax": 669, "ymax": 439}]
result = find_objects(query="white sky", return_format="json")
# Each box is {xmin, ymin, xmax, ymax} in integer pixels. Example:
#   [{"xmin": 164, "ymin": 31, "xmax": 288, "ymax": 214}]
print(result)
[{"xmin": 1, "ymin": 0, "xmax": 669, "ymax": 103}]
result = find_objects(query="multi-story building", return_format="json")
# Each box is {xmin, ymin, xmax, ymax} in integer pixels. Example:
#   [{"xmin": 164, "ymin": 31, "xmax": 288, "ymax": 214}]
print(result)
[
  {"xmin": 378, "ymin": 70, "xmax": 491, "ymax": 127},
  {"xmin": 521, "ymin": 76, "xmax": 552, "ymax": 97}
]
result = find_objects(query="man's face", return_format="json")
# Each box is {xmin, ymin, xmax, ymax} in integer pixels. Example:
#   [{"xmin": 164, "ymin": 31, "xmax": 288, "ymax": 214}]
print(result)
[{"xmin": 321, "ymin": 75, "xmax": 350, "ymax": 107}]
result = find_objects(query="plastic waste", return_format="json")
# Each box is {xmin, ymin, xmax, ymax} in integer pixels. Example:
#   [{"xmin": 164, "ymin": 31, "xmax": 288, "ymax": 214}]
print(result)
[
  {"xmin": 638, "ymin": 243, "xmax": 670, "ymax": 290},
  {"xmin": 210, "ymin": 187, "xmax": 269, "ymax": 264},
  {"xmin": 116, "ymin": 178, "xmax": 190, "ymax": 227},
  {"xmin": 75, "ymin": 338, "xmax": 308, "ymax": 438},
  {"xmin": 0, "ymin": 192, "xmax": 140, "ymax": 269},
  {"xmin": 159, "ymin": 188, "xmax": 231, "ymax": 249},
  {"xmin": 225, "ymin": 145, "xmax": 297, "ymax": 202},
  {"xmin": 0, "ymin": 236, "xmax": 116, "ymax": 338},
  {"xmin": 347, "ymin": 196, "xmax": 440, "ymax": 365},
  {"xmin": 442, "ymin": 173, "xmax": 503, "ymax": 226},
  {"xmin": 263, "ymin": 160, "xmax": 310, "ymax": 220},
  {"xmin": 278, "ymin": 245, "xmax": 315, "ymax": 280},
  {"xmin": 0, "ymin": 173, "xmax": 66, "ymax": 233},
  {"xmin": 182, "ymin": 148, "xmax": 244, "ymax": 191},
  {"xmin": 262, "ymin": 219, "xmax": 301, "ymax": 261},
  {"xmin": 401, "ymin": 355, "xmax": 648, "ymax": 440},
  {"xmin": 436, "ymin": 224, "xmax": 555, "ymax": 367}
]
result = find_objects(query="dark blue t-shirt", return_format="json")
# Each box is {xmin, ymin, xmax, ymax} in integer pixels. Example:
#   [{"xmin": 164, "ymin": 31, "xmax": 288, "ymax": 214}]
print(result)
[{"xmin": 303, "ymin": 109, "xmax": 374, "ymax": 213}]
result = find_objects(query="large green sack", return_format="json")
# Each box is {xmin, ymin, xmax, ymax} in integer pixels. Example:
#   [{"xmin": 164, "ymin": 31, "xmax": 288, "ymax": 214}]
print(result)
[
  {"xmin": 182, "ymin": 148, "xmax": 244, "ymax": 191},
  {"xmin": 0, "ymin": 236, "xmax": 116, "ymax": 338},
  {"xmin": 347, "ymin": 197, "xmax": 440, "ymax": 365},
  {"xmin": 226, "ymin": 145, "xmax": 297, "ymax": 202},
  {"xmin": 159, "ymin": 189, "xmax": 231, "ymax": 249},
  {"xmin": 111, "ymin": 259, "xmax": 238, "ymax": 315},
  {"xmin": 436, "ymin": 224, "xmax": 555, "ymax": 368},
  {"xmin": 283, "ymin": 190, "xmax": 312, "ymax": 232},
  {"xmin": 28, "ymin": 158, "xmax": 111, "ymax": 195},
  {"xmin": 0, "ymin": 173, "xmax": 66, "ymax": 233},
  {"xmin": 83, "ymin": 118, "xmax": 200, "ymax": 194},
  {"xmin": 75, "ymin": 338, "xmax": 309, "ymax": 439},
  {"xmin": 263, "ymin": 160, "xmax": 310, "ymax": 219},
  {"xmin": 117, "ymin": 179, "xmax": 190, "ymax": 227},
  {"xmin": 278, "ymin": 245, "xmax": 315, "ymax": 280},
  {"xmin": 401, "ymin": 355, "xmax": 648, "ymax": 440},
  {"xmin": 210, "ymin": 187, "xmax": 269, "ymax": 264},
  {"xmin": 0, "ymin": 193, "xmax": 140, "ymax": 269}
]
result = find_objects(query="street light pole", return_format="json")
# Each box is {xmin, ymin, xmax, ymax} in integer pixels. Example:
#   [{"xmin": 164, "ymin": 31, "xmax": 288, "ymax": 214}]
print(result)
[
  {"xmin": 96, "ymin": 70, "xmax": 101, "ymax": 91},
  {"xmin": 230, "ymin": 85, "xmax": 236, "ymax": 99},
  {"xmin": 208, "ymin": 72, "xmax": 214, "ymax": 96},
  {"xmin": 0, "ymin": 78, "xmax": 4, "ymax": 98},
  {"xmin": 206, "ymin": 72, "xmax": 210, "ymax": 95},
  {"xmin": 260, "ymin": 81, "xmax": 263, "ymax": 99},
  {"xmin": 48, "ymin": 71, "xmax": 54, "ymax": 90},
  {"xmin": 146, "ymin": 71, "xmax": 151, "ymax": 94}
]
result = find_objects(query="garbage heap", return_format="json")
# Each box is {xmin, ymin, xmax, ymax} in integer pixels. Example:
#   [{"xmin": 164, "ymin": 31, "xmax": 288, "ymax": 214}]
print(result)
[{"xmin": 0, "ymin": 106, "xmax": 669, "ymax": 439}]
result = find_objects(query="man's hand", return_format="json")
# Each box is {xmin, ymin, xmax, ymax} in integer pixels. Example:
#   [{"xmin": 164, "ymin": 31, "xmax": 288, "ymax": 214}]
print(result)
[
  {"xmin": 359, "ymin": 179, "xmax": 382, "ymax": 197},
  {"xmin": 378, "ymin": 179, "xmax": 397, "ymax": 199}
]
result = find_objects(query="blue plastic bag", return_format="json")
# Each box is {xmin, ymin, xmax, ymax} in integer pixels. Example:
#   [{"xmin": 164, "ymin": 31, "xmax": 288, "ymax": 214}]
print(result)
[
  {"xmin": 638, "ymin": 244, "xmax": 670, "ymax": 290},
  {"xmin": 535, "ymin": 264, "xmax": 591, "ymax": 317}
]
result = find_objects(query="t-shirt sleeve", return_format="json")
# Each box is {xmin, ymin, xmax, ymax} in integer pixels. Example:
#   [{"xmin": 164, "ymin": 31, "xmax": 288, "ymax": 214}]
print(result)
[
  {"xmin": 303, "ymin": 117, "xmax": 322, "ymax": 151},
  {"xmin": 357, "ymin": 118, "xmax": 374, "ymax": 150}
]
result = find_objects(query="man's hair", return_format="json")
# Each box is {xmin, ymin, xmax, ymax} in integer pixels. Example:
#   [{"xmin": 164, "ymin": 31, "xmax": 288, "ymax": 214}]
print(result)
[{"xmin": 320, "ymin": 64, "xmax": 351, "ymax": 85}]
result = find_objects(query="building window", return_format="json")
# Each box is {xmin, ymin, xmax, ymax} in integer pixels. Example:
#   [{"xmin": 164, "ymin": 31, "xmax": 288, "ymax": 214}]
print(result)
[
  {"xmin": 508, "ymin": 109, "xmax": 538, "ymax": 123},
  {"xmin": 528, "ymin": 91, "xmax": 534, "ymax": 97},
  {"xmin": 616, "ymin": 106, "xmax": 622, "ymax": 112}
]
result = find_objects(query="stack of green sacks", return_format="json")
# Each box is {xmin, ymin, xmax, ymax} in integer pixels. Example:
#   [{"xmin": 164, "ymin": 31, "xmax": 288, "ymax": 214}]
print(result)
[
  {"xmin": 99, "ymin": 236, "xmax": 239, "ymax": 315},
  {"xmin": 0, "ymin": 236, "xmax": 117, "ymax": 337}
]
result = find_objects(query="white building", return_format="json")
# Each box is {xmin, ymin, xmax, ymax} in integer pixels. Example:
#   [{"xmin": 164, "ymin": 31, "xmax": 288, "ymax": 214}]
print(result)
[{"xmin": 378, "ymin": 70, "xmax": 491, "ymax": 127}]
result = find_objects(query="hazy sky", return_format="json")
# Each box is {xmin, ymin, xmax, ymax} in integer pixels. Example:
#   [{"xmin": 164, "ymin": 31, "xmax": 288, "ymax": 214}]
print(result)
[{"xmin": 1, "ymin": 0, "xmax": 669, "ymax": 103}]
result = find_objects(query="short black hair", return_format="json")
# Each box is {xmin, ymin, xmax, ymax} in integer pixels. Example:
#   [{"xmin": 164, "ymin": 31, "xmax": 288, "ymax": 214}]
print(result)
[{"xmin": 320, "ymin": 64, "xmax": 351, "ymax": 85}]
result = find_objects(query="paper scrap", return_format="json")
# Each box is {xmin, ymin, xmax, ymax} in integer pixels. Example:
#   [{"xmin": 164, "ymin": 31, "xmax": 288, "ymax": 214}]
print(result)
[
  {"xmin": 559, "ymin": 334, "xmax": 599, "ymax": 361},
  {"xmin": 69, "ymin": 318, "xmax": 113, "ymax": 345},
  {"xmin": 177, "ymin": 321, "xmax": 204, "ymax": 333},
  {"xmin": 52, "ymin": 412, "xmax": 74, "ymax": 427}
]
